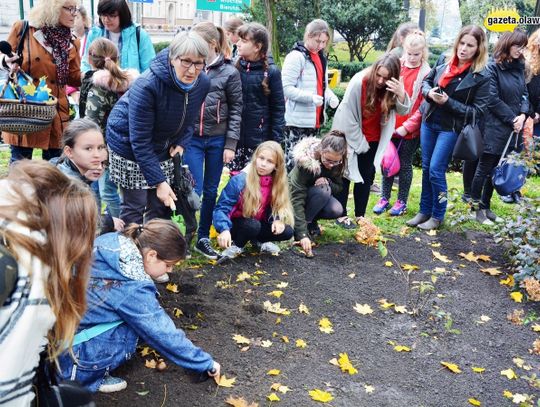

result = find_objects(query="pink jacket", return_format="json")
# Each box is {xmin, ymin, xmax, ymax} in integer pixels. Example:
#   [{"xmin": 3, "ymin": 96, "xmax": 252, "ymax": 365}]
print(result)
[{"xmin": 230, "ymin": 175, "xmax": 273, "ymax": 221}]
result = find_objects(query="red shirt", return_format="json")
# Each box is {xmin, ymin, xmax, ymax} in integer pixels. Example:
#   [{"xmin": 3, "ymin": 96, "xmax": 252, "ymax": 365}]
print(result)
[
  {"xmin": 361, "ymin": 77, "xmax": 382, "ymax": 142},
  {"xmin": 395, "ymin": 64, "xmax": 421, "ymax": 129},
  {"xmin": 310, "ymin": 51, "xmax": 324, "ymax": 129}
]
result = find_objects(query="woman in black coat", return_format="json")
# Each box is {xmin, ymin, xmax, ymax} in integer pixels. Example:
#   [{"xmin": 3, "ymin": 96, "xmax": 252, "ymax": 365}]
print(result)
[{"xmin": 470, "ymin": 29, "xmax": 529, "ymax": 224}]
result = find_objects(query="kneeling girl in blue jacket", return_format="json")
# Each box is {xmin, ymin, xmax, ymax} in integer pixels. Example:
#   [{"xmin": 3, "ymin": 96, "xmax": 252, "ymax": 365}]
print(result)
[
  {"xmin": 58, "ymin": 219, "xmax": 220, "ymax": 393},
  {"xmin": 214, "ymin": 141, "xmax": 294, "ymax": 259}
]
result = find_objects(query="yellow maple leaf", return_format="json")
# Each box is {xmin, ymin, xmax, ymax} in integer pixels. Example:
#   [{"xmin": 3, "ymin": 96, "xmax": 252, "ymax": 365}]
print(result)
[
  {"xmin": 402, "ymin": 264, "xmax": 419, "ymax": 271},
  {"xmin": 476, "ymin": 254, "xmax": 491, "ymax": 262},
  {"xmin": 217, "ymin": 375, "xmax": 236, "ymax": 387},
  {"xmin": 480, "ymin": 267, "xmax": 502, "ymax": 276},
  {"xmin": 276, "ymin": 282, "xmax": 288, "ymax": 288},
  {"xmin": 353, "ymin": 303, "xmax": 374, "ymax": 315},
  {"xmin": 267, "ymin": 393, "xmax": 280, "ymax": 402},
  {"xmin": 261, "ymin": 340, "xmax": 273, "ymax": 348},
  {"xmin": 512, "ymin": 357, "xmax": 525, "ymax": 368},
  {"xmin": 308, "ymin": 389, "xmax": 334, "ymax": 403},
  {"xmin": 432, "ymin": 250, "xmax": 452, "ymax": 263},
  {"xmin": 337, "ymin": 353, "xmax": 358, "ymax": 375},
  {"xmin": 298, "ymin": 303, "xmax": 310, "ymax": 314},
  {"xmin": 440, "ymin": 361, "xmax": 461, "ymax": 373},
  {"xmin": 319, "ymin": 317, "xmax": 334, "ymax": 334},
  {"xmin": 232, "ymin": 334, "xmax": 251, "ymax": 345},
  {"xmin": 173, "ymin": 307, "xmax": 183, "ymax": 318},
  {"xmin": 378, "ymin": 298, "xmax": 395, "ymax": 309},
  {"xmin": 472, "ymin": 367, "xmax": 485, "ymax": 373},
  {"xmin": 165, "ymin": 283, "xmax": 179, "ymax": 293},
  {"xmin": 364, "ymin": 385, "xmax": 374, "ymax": 394},
  {"xmin": 394, "ymin": 305, "xmax": 407, "ymax": 314},
  {"xmin": 145, "ymin": 359, "xmax": 157, "ymax": 369},
  {"xmin": 503, "ymin": 390, "xmax": 513, "ymax": 398},
  {"xmin": 225, "ymin": 396, "xmax": 259, "ymax": 407},
  {"xmin": 500, "ymin": 275, "xmax": 514, "ymax": 287},
  {"xmin": 510, "ymin": 291, "xmax": 523, "ymax": 303},
  {"xmin": 394, "ymin": 345, "xmax": 411, "ymax": 352},
  {"xmin": 281, "ymin": 336, "xmax": 289, "ymax": 343},
  {"xmin": 468, "ymin": 398, "xmax": 481, "ymax": 406},
  {"xmin": 236, "ymin": 272, "xmax": 251, "ymax": 282},
  {"xmin": 140, "ymin": 346, "xmax": 151, "ymax": 357},
  {"xmin": 267, "ymin": 369, "xmax": 281, "ymax": 376},
  {"xmin": 500, "ymin": 368, "xmax": 518, "ymax": 379},
  {"xmin": 296, "ymin": 339, "xmax": 307, "ymax": 348},
  {"xmin": 384, "ymin": 261, "xmax": 393, "ymax": 267},
  {"xmin": 268, "ymin": 290, "xmax": 284, "ymax": 298},
  {"xmin": 531, "ymin": 323, "xmax": 540, "ymax": 332},
  {"xmin": 459, "ymin": 251, "xmax": 478, "ymax": 262}
]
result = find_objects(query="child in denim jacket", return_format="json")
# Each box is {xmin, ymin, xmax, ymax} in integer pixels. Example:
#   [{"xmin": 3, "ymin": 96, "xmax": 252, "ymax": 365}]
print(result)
[{"xmin": 58, "ymin": 219, "xmax": 220, "ymax": 393}]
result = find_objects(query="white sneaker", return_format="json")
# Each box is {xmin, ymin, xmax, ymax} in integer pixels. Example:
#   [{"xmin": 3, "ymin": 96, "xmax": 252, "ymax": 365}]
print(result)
[
  {"xmin": 221, "ymin": 245, "xmax": 244, "ymax": 259},
  {"xmin": 260, "ymin": 242, "xmax": 280, "ymax": 254},
  {"xmin": 154, "ymin": 273, "xmax": 169, "ymax": 284},
  {"xmin": 99, "ymin": 375, "xmax": 127, "ymax": 393}
]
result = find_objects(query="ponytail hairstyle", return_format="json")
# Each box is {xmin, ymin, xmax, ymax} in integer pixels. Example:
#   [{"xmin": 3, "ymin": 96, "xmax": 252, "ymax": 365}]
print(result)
[
  {"xmin": 0, "ymin": 160, "xmax": 98, "ymax": 360},
  {"xmin": 88, "ymin": 37, "xmax": 130, "ymax": 91},
  {"xmin": 123, "ymin": 219, "xmax": 186, "ymax": 262},
  {"xmin": 243, "ymin": 141, "xmax": 294, "ymax": 226},
  {"xmin": 365, "ymin": 53, "xmax": 401, "ymax": 118},
  {"xmin": 192, "ymin": 21, "xmax": 231, "ymax": 60},
  {"xmin": 402, "ymin": 30, "xmax": 429, "ymax": 63},
  {"xmin": 236, "ymin": 22, "xmax": 271, "ymax": 96},
  {"xmin": 315, "ymin": 130, "xmax": 348, "ymax": 175}
]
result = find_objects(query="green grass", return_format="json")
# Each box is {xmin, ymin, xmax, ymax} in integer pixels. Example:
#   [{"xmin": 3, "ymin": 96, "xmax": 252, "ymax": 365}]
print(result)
[{"xmin": 329, "ymin": 42, "xmax": 384, "ymax": 63}]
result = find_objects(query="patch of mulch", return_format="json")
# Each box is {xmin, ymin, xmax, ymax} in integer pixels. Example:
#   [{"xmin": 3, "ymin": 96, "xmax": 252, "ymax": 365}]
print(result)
[{"xmin": 95, "ymin": 230, "xmax": 540, "ymax": 406}]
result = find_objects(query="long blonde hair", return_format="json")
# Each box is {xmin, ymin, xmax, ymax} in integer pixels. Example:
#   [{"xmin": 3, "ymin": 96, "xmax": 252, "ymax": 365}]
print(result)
[
  {"xmin": 243, "ymin": 141, "xmax": 294, "ymax": 226},
  {"xmin": 402, "ymin": 30, "xmax": 429, "ymax": 63},
  {"xmin": 29, "ymin": 0, "xmax": 80, "ymax": 28},
  {"xmin": 0, "ymin": 161, "xmax": 97, "ymax": 360}
]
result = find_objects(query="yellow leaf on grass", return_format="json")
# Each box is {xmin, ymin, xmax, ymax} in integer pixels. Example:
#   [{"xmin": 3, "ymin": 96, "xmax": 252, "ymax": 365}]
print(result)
[
  {"xmin": 384, "ymin": 261, "xmax": 393, "ymax": 267},
  {"xmin": 378, "ymin": 298, "xmax": 395, "ymax": 309},
  {"xmin": 472, "ymin": 367, "xmax": 485, "ymax": 373},
  {"xmin": 353, "ymin": 303, "xmax": 374, "ymax": 315},
  {"xmin": 308, "ymin": 389, "xmax": 334, "ymax": 403},
  {"xmin": 217, "ymin": 375, "xmax": 236, "ymax": 388},
  {"xmin": 232, "ymin": 334, "xmax": 251, "ymax": 345},
  {"xmin": 432, "ymin": 250, "xmax": 452, "ymax": 263},
  {"xmin": 276, "ymin": 282, "xmax": 288, "ymax": 288},
  {"xmin": 144, "ymin": 359, "xmax": 157, "ymax": 369},
  {"xmin": 441, "ymin": 362, "xmax": 462, "ymax": 373},
  {"xmin": 267, "ymin": 369, "xmax": 281, "ymax": 376},
  {"xmin": 510, "ymin": 292, "xmax": 523, "ymax": 303},
  {"xmin": 296, "ymin": 339, "xmax": 307, "ymax": 348},
  {"xmin": 261, "ymin": 340, "xmax": 273, "ymax": 348},
  {"xmin": 268, "ymin": 290, "xmax": 284, "ymax": 298},
  {"xmin": 394, "ymin": 305, "xmax": 407, "ymax": 314},
  {"xmin": 267, "ymin": 393, "xmax": 280, "ymax": 402},
  {"xmin": 468, "ymin": 398, "xmax": 481, "ymax": 406},
  {"xmin": 319, "ymin": 317, "xmax": 334, "ymax": 334},
  {"xmin": 480, "ymin": 267, "xmax": 502, "ymax": 276},
  {"xmin": 531, "ymin": 323, "xmax": 540, "ymax": 332},
  {"xmin": 394, "ymin": 345, "xmax": 411, "ymax": 352},
  {"xmin": 166, "ymin": 283, "xmax": 179, "ymax": 293},
  {"xmin": 337, "ymin": 353, "xmax": 358, "ymax": 375},
  {"xmin": 402, "ymin": 264, "xmax": 419, "ymax": 271},
  {"xmin": 298, "ymin": 303, "xmax": 310, "ymax": 314},
  {"xmin": 364, "ymin": 385, "xmax": 374, "ymax": 394},
  {"xmin": 225, "ymin": 396, "xmax": 259, "ymax": 407},
  {"xmin": 500, "ymin": 368, "xmax": 518, "ymax": 379},
  {"xmin": 236, "ymin": 272, "xmax": 251, "ymax": 282}
]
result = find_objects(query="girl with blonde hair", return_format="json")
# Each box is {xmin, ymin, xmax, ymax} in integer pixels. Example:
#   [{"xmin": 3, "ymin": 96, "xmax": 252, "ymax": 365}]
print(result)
[{"xmin": 214, "ymin": 141, "xmax": 294, "ymax": 259}]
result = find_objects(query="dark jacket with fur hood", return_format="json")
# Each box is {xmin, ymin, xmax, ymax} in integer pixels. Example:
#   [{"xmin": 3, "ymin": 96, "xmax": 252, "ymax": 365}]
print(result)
[{"xmin": 288, "ymin": 137, "xmax": 344, "ymax": 240}]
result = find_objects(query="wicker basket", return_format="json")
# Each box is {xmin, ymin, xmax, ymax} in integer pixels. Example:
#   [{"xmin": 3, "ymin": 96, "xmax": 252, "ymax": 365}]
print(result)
[{"xmin": 0, "ymin": 72, "xmax": 57, "ymax": 134}]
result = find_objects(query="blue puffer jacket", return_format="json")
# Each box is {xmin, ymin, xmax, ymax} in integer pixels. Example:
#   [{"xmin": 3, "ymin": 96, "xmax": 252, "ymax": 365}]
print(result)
[
  {"xmin": 57, "ymin": 232, "xmax": 214, "ymax": 391},
  {"xmin": 81, "ymin": 24, "xmax": 155, "ymax": 73},
  {"xmin": 237, "ymin": 58, "xmax": 285, "ymax": 149},
  {"xmin": 106, "ymin": 49, "xmax": 210, "ymax": 186}
]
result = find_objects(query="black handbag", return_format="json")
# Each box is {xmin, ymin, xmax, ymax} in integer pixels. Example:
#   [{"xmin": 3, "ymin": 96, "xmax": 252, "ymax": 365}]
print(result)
[
  {"xmin": 453, "ymin": 108, "xmax": 483, "ymax": 161},
  {"xmin": 492, "ymin": 132, "xmax": 528, "ymax": 196}
]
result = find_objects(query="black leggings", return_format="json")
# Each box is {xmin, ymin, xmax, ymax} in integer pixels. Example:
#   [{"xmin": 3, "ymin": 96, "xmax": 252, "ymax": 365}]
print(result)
[
  {"xmin": 462, "ymin": 159, "xmax": 478, "ymax": 196},
  {"xmin": 381, "ymin": 138, "xmax": 419, "ymax": 203},
  {"xmin": 470, "ymin": 153, "xmax": 500, "ymax": 209},
  {"xmin": 305, "ymin": 185, "xmax": 343, "ymax": 223},
  {"xmin": 231, "ymin": 218, "xmax": 294, "ymax": 248},
  {"xmin": 335, "ymin": 142, "xmax": 378, "ymax": 217}
]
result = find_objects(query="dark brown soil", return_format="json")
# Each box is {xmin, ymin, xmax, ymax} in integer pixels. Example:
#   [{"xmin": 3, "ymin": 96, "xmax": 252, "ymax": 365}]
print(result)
[{"xmin": 95, "ymin": 231, "xmax": 540, "ymax": 407}]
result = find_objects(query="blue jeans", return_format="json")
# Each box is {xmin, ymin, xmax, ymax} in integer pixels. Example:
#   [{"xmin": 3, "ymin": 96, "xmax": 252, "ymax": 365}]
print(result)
[
  {"xmin": 91, "ymin": 168, "xmax": 121, "ymax": 218},
  {"xmin": 9, "ymin": 145, "xmax": 61, "ymax": 163},
  {"xmin": 184, "ymin": 135, "xmax": 225, "ymax": 240},
  {"xmin": 419, "ymin": 121, "xmax": 458, "ymax": 220}
]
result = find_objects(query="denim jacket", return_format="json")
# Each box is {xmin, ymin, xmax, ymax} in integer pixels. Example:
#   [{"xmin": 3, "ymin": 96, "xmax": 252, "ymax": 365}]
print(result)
[{"xmin": 58, "ymin": 232, "xmax": 214, "ymax": 391}]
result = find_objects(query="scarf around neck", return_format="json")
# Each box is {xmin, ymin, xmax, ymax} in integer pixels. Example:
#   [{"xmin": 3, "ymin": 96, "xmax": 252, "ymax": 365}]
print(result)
[
  {"xmin": 438, "ymin": 56, "xmax": 472, "ymax": 89},
  {"xmin": 41, "ymin": 25, "xmax": 72, "ymax": 86}
]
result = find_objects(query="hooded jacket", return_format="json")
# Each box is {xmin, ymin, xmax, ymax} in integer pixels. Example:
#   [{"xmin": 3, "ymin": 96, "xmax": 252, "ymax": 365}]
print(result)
[
  {"xmin": 193, "ymin": 54, "xmax": 243, "ymax": 151},
  {"xmin": 106, "ymin": 49, "xmax": 210, "ymax": 187},
  {"xmin": 236, "ymin": 57, "xmax": 286, "ymax": 149},
  {"xmin": 288, "ymin": 137, "xmax": 344, "ymax": 240}
]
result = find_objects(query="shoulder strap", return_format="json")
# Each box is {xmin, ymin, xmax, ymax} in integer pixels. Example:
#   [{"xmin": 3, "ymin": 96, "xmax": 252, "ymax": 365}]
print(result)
[
  {"xmin": 0, "ymin": 238, "xmax": 18, "ymax": 307},
  {"xmin": 16, "ymin": 20, "xmax": 29, "ymax": 65},
  {"xmin": 136, "ymin": 25, "xmax": 140, "ymax": 52}
]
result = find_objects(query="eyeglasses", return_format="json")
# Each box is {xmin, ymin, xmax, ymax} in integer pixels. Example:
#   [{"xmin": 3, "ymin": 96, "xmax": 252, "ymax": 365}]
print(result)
[
  {"xmin": 62, "ymin": 6, "xmax": 80, "ymax": 15},
  {"xmin": 177, "ymin": 58, "xmax": 205, "ymax": 71},
  {"xmin": 321, "ymin": 154, "xmax": 342, "ymax": 167}
]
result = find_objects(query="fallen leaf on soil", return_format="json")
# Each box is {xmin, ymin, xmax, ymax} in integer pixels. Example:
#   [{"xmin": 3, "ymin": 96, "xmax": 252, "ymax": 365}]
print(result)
[
  {"xmin": 431, "ymin": 242, "xmax": 441, "ymax": 248},
  {"xmin": 459, "ymin": 251, "xmax": 479, "ymax": 262},
  {"xmin": 530, "ymin": 339, "xmax": 540, "ymax": 355},
  {"xmin": 267, "ymin": 369, "xmax": 281, "ymax": 376},
  {"xmin": 500, "ymin": 368, "xmax": 518, "ymax": 379},
  {"xmin": 503, "ymin": 390, "xmax": 513, "ymax": 398},
  {"xmin": 426, "ymin": 229, "xmax": 437, "ymax": 236},
  {"xmin": 186, "ymin": 324, "xmax": 198, "ymax": 330},
  {"xmin": 512, "ymin": 357, "xmax": 531, "ymax": 370},
  {"xmin": 267, "ymin": 393, "xmax": 280, "ymax": 402},
  {"xmin": 440, "ymin": 362, "xmax": 461, "ymax": 373},
  {"xmin": 468, "ymin": 398, "xmax": 481, "ymax": 406},
  {"xmin": 364, "ymin": 385, "xmax": 374, "ymax": 394},
  {"xmin": 471, "ymin": 367, "xmax": 485, "ymax": 373},
  {"xmin": 531, "ymin": 324, "xmax": 540, "ymax": 332},
  {"xmin": 308, "ymin": 389, "xmax": 334, "ymax": 403},
  {"xmin": 275, "ymin": 317, "xmax": 281, "ymax": 324},
  {"xmin": 477, "ymin": 315, "xmax": 491, "ymax": 324},
  {"xmin": 298, "ymin": 303, "xmax": 310, "ymax": 314},
  {"xmin": 276, "ymin": 282, "xmax": 288, "ymax": 288},
  {"xmin": 263, "ymin": 301, "xmax": 291, "ymax": 315},
  {"xmin": 378, "ymin": 298, "xmax": 395, "ymax": 309},
  {"xmin": 507, "ymin": 309, "xmax": 524, "ymax": 325},
  {"xmin": 512, "ymin": 394, "xmax": 528, "ymax": 404},
  {"xmin": 280, "ymin": 336, "xmax": 289, "ymax": 343},
  {"xmin": 394, "ymin": 305, "xmax": 407, "ymax": 314},
  {"xmin": 156, "ymin": 359, "xmax": 167, "ymax": 371},
  {"xmin": 217, "ymin": 375, "xmax": 236, "ymax": 388},
  {"xmin": 480, "ymin": 267, "xmax": 502, "ymax": 276},
  {"xmin": 268, "ymin": 290, "xmax": 284, "ymax": 298},
  {"xmin": 432, "ymin": 250, "xmax": 452, "ymax": 263},
  {"xmin": 510, "ymin": 292, "xmax": 523, "ymax": 303},
  {"xmin": 353, "ymin": 303, "xmax": 373, "ymax": 315},
  {"xmin": 384, "ymin": 261, "xmax": 393, "ymax": 267},
  {"xmin": 145, "ymin": 359, "xmax": 157, "ymax": 369},
  {"xmin": 402, "ymin": 264, "xmax": 419, "ymax": 271},
  {"xmin": 136, "ymin": 390, "xmax": 150, "ymax": 396},
  {"xmin": 348, "ymin": 273, "xmax": 356, "ymax": 278},
  {"xmin": 319, "ymin": 317, "xmax": 334, "ymax": 334},
  {"xmin": 140, "ymin": 346, "xmax": 151, "ymax": 357},
  {"xmin": 236, "ymin": 272, "xmax": 251, "ymax": 282},
  {"xmin": 296, "ymin": 339, "xmax": 307, "ymax": 348},
  {"xmin": 173, "ymin": 308, "xmax": 183, "ymax": 318},
  {"xmin": 261, "ymin": 340, "xmax": 272, "ymax": 348},
  {"xmin": 476, "ymin": 254, "xmax": 491, "ymax": 262},
  {"xmin": 166, "ymin": 283, "xmax": 179, "ymax": 293},
  {"xmin": 225, "ymin": 396, "xmax": 259, "ymax": 407},
  {"xmin": 232, "ymin": 334, "xmax": 251, "ymax": 345},
  {"xmin": 394, "ymin": 345, "xmax": 411, "ymax": 352},
  {"xmin": 254, "ymin": 270, "xmax": 267, "ymax": 276},
  {"xmin": 500, "ymin": 276, "xmax": 514, "ymax": 287},
  {"xmin": 336, "ymin": 353, "xmax": 358, "ymax": 375},
  {"xmin": 270, "ymin": 383, "xmax": 291, "ymax": 394}
]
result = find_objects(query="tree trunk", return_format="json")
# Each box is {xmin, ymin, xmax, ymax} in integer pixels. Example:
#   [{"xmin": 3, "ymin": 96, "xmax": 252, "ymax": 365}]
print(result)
[
  {"xmin": 418, "ymin": 0, "xmax": 426, "ymax": 31},
  {"xmin": 314, "ymin": 0, "xmax": 321, "ymax": 18},
  {"xmin": 403, "ymin": 0, "xmax": 410, "ymax": 14},
  {"xmin": 264, "ymin": 0, "xmax": 281, "ymax": 66}
]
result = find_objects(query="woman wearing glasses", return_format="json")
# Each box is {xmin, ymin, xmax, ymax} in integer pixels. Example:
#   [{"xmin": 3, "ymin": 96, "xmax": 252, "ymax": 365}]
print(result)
[
  {"xmin": 81, "ymin": 0, "xmax": 155, "ymax": 73},
  {"xmin": 0, "ymin": 0, "xmax": 82, "ymax": 163},
  {"xmin": 106, "ymin": 31, "xmax": 210, "ymax": 224}
]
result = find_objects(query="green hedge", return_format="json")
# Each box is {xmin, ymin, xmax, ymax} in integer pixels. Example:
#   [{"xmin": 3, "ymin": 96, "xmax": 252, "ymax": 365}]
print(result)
[
  {"xmin": 154, "ymin": 42, "xmax": 170, "ymax": 54},
  {"xmin": 328, "ymin": 61, "xmax": 367, "ymax": 82}
]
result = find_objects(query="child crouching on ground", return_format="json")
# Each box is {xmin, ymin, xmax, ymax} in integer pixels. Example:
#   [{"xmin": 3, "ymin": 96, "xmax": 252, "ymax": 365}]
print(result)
[
  {"xmin": 213, "ymin": 141, "xmax": 294, "ymax": 259},
  {"xmin": 58, "ymin": 219, "xmax": 220, "ymax": 393}
]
